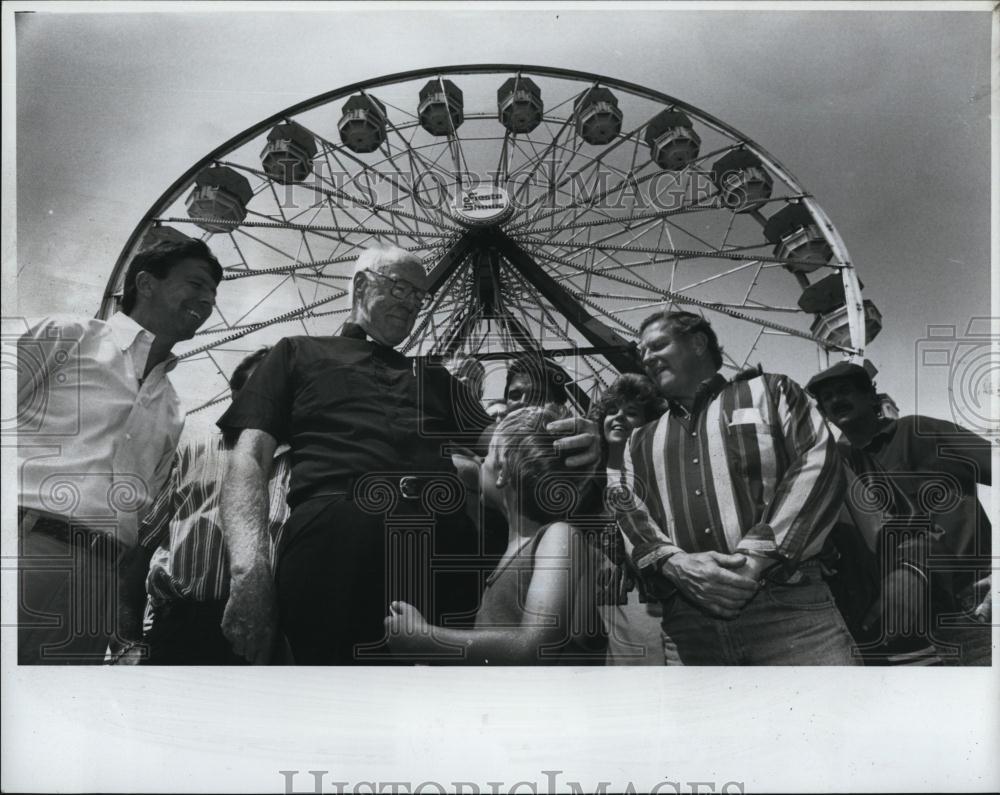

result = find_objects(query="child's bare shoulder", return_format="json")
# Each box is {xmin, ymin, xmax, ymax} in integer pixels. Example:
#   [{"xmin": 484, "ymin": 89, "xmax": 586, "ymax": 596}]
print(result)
[{"xmin": 534, "ymin": 521, "xmax": 579, "ymax": 556}]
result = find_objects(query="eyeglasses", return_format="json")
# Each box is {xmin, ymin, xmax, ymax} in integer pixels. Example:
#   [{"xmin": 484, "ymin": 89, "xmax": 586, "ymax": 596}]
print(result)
[{"xmin": 365, "ymin": 269, "xmax": 428, "ymax": 304}]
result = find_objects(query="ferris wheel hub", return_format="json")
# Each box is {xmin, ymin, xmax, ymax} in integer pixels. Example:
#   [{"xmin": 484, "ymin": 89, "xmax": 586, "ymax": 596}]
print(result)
[{"xmin": 451, "ymin": 185, "xmax": 515, "ymax": 228}]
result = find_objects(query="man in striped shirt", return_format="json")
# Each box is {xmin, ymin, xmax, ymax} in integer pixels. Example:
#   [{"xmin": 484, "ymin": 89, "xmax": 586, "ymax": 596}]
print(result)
[
  {"xmin": 615, "ymin": 310, "xmax": 858, "ymax": 665},
  {"xmin": 116, "ymin": 348, "xmax": 291, "ymax": 664}
]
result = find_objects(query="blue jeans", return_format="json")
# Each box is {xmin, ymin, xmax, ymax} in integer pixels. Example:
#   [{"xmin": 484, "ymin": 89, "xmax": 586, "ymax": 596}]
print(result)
[{"xmin": 661, "ymin": 561, "xmax": 861, "ymax": 665}]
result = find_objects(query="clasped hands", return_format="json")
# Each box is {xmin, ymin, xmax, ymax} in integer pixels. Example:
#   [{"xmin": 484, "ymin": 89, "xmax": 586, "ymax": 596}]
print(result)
[{"xmin": 660, "ymin": 550, "xmax": 771, "ymax": 619}]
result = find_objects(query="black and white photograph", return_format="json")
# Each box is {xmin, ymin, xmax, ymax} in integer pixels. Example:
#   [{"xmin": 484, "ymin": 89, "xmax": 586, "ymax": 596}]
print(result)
[{"xmin": 2, "ymin": 1, "xmax": 997, "ymax": 792}]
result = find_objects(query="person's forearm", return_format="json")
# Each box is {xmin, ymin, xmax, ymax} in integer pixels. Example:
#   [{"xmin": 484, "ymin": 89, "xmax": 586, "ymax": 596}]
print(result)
[
  {"xmin": 221, "ymin": 452, "xmax": 271, "ymax": 576},
  {"xmin": 410, "ymin": 625, "xmax": 560, "ymax": 665}
]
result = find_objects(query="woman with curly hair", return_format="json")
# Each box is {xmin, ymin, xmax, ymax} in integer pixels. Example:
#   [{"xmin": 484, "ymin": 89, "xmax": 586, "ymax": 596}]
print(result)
[{"xmin": 587, "ymin": 373, "xmax": 668, "ymax": 665}]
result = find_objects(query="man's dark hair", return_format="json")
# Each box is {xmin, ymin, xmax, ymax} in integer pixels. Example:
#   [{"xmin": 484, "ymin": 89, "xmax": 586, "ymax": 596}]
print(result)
[
  {"xmin": 504, "ymin": 353, "xmax": 569, "ymax": 406},
  {"xmin": 638, "ymin": 309, "xmax": 724, "ymax": 370},
  {"xmin": 230, "ymin": 347, "xmax": 271, "ymax": 394},
  {"xmin": 121, "ymin": 239, "xmax": 223, "ymax": 314}
]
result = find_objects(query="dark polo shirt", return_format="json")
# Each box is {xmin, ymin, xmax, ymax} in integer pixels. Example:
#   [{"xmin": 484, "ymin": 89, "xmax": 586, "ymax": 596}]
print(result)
[{"xmin": 218, "ymin": 324, "xmax": 491, "ymax": 510}]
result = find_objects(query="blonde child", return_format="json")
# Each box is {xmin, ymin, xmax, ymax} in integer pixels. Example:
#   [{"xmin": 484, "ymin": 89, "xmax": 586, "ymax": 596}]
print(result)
[{"xmin": 385, "ymin": 405, "xmax": 607, "ymax": 664}]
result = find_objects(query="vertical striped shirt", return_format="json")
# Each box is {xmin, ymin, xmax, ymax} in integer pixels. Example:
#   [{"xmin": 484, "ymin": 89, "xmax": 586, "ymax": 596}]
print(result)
[
  {"xmin": 616, "ymin": 370, "xmax": 845, "ymax": 580},
  {"xmin": 139, "ymin": 434, "xmax": 291, "ymax": 605}
]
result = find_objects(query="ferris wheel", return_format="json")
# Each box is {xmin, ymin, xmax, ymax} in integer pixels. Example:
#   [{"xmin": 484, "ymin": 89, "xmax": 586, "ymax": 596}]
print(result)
[{"xmin": 102, "ymin": 64, "xmax": 881, "ymax": 414}]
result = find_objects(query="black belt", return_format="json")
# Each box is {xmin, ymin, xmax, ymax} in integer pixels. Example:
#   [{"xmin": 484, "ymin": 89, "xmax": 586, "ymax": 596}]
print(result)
[
  {"xmin": 319, "ymin": 475, "xmax": 447, "ymax": 501},
  {"xmin": 19, "ymin": 507, "xmax": 125, "ymax": 561}
]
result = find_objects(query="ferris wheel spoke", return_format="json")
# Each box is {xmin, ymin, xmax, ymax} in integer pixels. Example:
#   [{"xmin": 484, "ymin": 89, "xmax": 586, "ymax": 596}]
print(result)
[
  {"xmin": 527, "ymin": 237, "xmax": 663, "ymax": 296},
  {"xmin": 518, "ymin": 222, "xmax": 669, "ymax": 294},
  {"xmin": 225, "ymin": 230, "xmax": 253, "ymax": 274},
  {"xmin": 223, "ymin": 252, "xmax": 357, "ymax": 281},
  {"xmin": 581, "ymin": 249, "xmax": 665, "ymax": 294},
  {"xmin": 522, "ymin": 147, "xmax": 657, "ymax": 224},
  {"xmin": 402, "ymin": 253, "xmax": 472, "ymax": 354},
  {"xmin": 501, "ymin": 268, "xmax": 581, "ymax": 351},
  {"xmin": 233, "ymin": 225, "xmax": 310, "ymax": 263},
  {"xmin": 525, "ymin": 121, "xmax": 651, "ymax": 225},
  {"xmin": 375, "ymin": 147, "xmax": 452, "ymax": 235},
  {"xmin": 495, "ymin": 130, "xmax": 513, "ymax": 183},
  {"xmin": 507, "ymin": 262, "xmax": 641, "ymax": 365},
  {"xmin": 318, "ymin": 194, "xmax": 402, "ymax": 250},
  {"xmin": 521, "ymin": 197, "xmax": 719, "ymax": 236},
  {"xmin": 512, "ymin": 234, "xmax": 837, "ymax": 270},
  {"xmin": 179, "ymin": 292, "xmax": 350, "ymax": 360},
  {"xmin": 216, "ymin": 156, "xmax": 411, "ymax": 233},
  {"xmin": 672, "ymin": 260, "xmax": 761, "ymax": 294},
  {"xmin": 311, "ymin": 121, "xmax": 459, "ymax": 232},
  {"xmin": 387, "ymin": 129, "xmax": 462, "ymax": 228},
  {"xmin": 266, "ymin": 181, "xmax": 320, "ymax": 272},
  {"xmin": 511, "ymin": 167, "xmax": 663, "ymax": 233},
  {"xmin": 506, "ymin": 112, "xmax": 579, "ymax": 214},
  {"xmin": 493, "ymin": 232, "xmax": 637, "ymax": 371},
  {"xmin": 227, "ymin": 269, "xmax": 299, "ymax": 328}
]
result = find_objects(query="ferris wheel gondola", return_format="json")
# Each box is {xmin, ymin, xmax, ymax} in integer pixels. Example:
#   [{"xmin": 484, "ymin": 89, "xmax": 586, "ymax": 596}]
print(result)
[{"xmin": 103, "ymin": 65, "xmax": 879, "ymax": 416}]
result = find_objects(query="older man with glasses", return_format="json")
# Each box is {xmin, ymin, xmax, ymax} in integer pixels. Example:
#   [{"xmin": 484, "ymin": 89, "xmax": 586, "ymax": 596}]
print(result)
[{"xmin": 217, "ymin": 244, "xmax": 600, "ymax": 664}]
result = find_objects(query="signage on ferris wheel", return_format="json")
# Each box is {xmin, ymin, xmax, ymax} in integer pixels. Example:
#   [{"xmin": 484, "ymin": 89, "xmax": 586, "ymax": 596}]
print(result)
[{"xmin": 452, "ymin": 185, "xmax": 514, "ymax": 227}]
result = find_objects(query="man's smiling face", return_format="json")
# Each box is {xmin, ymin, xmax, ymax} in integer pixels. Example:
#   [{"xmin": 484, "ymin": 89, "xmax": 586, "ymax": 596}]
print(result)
[
  {"xmin": 815, "ymin": 377, "xmax": 877, "ymax": 429},
  {"xmin": 639, "ymin": 320, "xmax": 707, "ymax": 402},
  {"xmin": 140, "ymin": 257, "xmax": 218, "ymax": 343}
]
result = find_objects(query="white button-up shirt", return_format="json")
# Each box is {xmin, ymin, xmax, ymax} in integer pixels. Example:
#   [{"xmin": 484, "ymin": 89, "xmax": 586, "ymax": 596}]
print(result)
[{"xmin": 16, "ymin": 312, "xmax": 185, "ymax": 548}]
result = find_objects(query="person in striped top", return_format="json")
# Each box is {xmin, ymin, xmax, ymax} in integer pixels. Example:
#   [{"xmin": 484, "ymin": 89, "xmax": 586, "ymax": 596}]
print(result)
[
  {"xmin": 587, "ymin": 373, "xmax": 668, "ymax": 665},
  {"xmin": 116, "ymin": 348, "xmax": 291, "ymax": 665},
  {"xmin": 614, "ymin": 310, "xmax": 859, "ymax": 665}
]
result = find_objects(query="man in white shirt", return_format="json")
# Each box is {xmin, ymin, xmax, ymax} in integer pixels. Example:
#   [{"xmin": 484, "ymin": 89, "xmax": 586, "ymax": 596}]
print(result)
[{"xmin": 16, "ymin": 238, "xmax": 222, "ymax": 664}]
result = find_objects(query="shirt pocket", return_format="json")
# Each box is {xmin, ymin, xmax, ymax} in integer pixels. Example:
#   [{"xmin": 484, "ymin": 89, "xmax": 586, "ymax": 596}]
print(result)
[
  {"xmin": 725, "ymin": 421, "xmax": 771, "ymax": 479},
  {"xmin": 298, "ymin": 363, "xmax": 362, "ymax": 413}
]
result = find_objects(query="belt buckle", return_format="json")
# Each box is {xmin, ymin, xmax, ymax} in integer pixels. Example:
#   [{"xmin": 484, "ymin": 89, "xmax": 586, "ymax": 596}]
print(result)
[{"xmin": 398, "ymin": 476, "xmax": 421, "ymax": 500}]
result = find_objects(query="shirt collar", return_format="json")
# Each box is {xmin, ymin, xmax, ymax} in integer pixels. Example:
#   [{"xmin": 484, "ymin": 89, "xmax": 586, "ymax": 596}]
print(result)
[
  {"xmin": 340, "ymin": 321, "xmax": 367, "ymax": 340},
  {"xmin": 108, "ymin": 311, "xmax": 152, "ymax": 350},
  {"xmin": 862, "ymin": 417, "xmax": 897, "ymax": 452},
  {"xmin": 339, "ymin": 321, "xmax": 406, "ymax": 360},
  {"xmin": 669, "ymin": 372, "xmax": 728, "ymax": 417},
  {"xmin": 107, "ymin": 312, "xmax": 179, "ymax": 373}
]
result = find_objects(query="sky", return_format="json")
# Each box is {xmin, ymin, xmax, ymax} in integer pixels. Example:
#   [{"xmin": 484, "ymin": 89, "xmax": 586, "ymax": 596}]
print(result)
[
  {"xmin": 8, "ymin": 4, "xmax": 996, "ymax": 433},
  {"xmin": 2, "ymin": 3, "xmax": 998, "ymax": 794}
]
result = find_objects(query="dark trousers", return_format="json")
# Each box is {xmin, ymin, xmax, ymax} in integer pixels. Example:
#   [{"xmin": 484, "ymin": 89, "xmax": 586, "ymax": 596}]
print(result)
[
  {"xmin": 145, "ymin": 599, "xmax": 249, "ymax": 666},
  {"xmin": 18, "ymin": 510, "xmax": 122, "ymax": 665},
  {"xmin": 276, "ymin": 496, "xmax": 485, "ymax": 665}
]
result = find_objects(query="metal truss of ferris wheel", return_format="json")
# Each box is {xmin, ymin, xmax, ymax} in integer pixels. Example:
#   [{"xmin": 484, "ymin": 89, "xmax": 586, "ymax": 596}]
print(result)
[{"xmin": 104, "ymin": 65, "xmax": 874, "ymax": 414}]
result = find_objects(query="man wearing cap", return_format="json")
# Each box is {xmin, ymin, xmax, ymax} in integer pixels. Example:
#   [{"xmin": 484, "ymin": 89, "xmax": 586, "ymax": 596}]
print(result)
[
  {"xmin": 806, "ymin": 360, "xmax": 992, "ymax": 665},
  {"xmin": 218, "ymin": 244, "xmax": 600, "ymax": 665},
  {"xmin": 15, "ymin": 238, "xmax": 222, "ymax": 664},
  {"xmin": 615, "ymin": 309, "xmax": 857, "ymax": 665}
]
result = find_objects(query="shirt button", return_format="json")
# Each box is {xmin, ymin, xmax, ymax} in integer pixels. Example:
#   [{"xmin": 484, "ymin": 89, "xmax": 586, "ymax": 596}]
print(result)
[
  {"xmin": 692, "ymin": 457, "xmax": 699, "ymax": 464},
  {"xmin": 694, "ymin": 489, "xmax": 703, "ymax": 496},
  {"xmin": 125, "ymin": 433, "xmax": 132, "ymax": 441},
  {"xmin": 703, "ymin": 527, "xmax": 712, "ymax": 535},
  {"xmin": 690, "ymin": 432, "xmax": 697, "ymax": 437}
]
